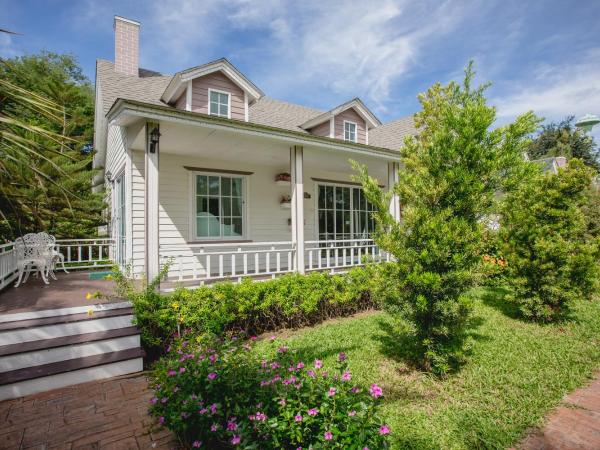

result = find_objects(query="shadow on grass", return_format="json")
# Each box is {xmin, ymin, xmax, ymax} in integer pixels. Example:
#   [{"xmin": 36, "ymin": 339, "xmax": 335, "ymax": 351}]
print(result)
[
  {"xmin": 480, "ymin": 285, "xmax": 580, "ymax": 325},
  {"xmin": 374, "ymin": 311, "xmax": 488, "ymax": 379}
]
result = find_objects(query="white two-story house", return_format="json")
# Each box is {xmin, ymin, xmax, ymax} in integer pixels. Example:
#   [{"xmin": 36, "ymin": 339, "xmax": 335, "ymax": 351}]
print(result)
[{"xmin": 94, "ymin": 16, "xmax": 416, "ymax": 287}]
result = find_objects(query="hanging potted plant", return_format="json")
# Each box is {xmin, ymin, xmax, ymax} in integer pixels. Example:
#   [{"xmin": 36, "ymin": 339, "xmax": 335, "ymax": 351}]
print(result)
[
  {"xmin": 275, "ymin": 173, "xmax": 291, "ymax": 185},
  {"xmin": 280, "ymin": 194, "xmax": 292, "ymax": 208}
]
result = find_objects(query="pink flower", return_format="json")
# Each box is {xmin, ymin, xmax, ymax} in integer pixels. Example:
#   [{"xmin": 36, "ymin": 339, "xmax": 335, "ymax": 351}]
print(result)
[
  {"xmin": 179, "ymin": 367, "xmax": 186, "ymax": 374},
  {"xmin": 210, "ymin": 424, "xmax": 219, "ymax": 432},
  {"xmin": 261, "ymin": 360, "xmax": 268, "ymax": 369},
  {"xmin": 294, "ymin": 414, "xmax": 303, "ymax": 422},
  {"xmin": 351, "ymin": 386, "xmax": 360, "ymax": 394},
  {"xmin": 314, "ymin": 359, "xmax": 323, "ymax": 369},
  {"xmin": 192, "ymin": 441, "xmax": 202, "ymax": 448},
  {"xmin": 348, "ymin": 410, "xmax": 356, "ymax": 417},
  {"xmin": 161, "ymin": 397, "xmax": 168, "ymax": 404},
  {"xmin": 324, "ymin": 431, "xmax": 333, "ymax": 440},
  {"xmin": 231, "ymin": 435, "xmax": 241, "ymax": 445},
  {"xmin": 327, "ymin": 387, "xmax": 337, "ymax": 397},
  {"xmin": 271, "ymin": 362, "xmax": 281, "ymax": 369},
  {"xmin": 158, "ymin": 416, "xmax": 165, "ymax": 424},
  {"xmin": 308, "ymin": 408, "xmax": 318, "ymax": 416},
  {"xmin": 297, "ymin": 362, "xmax": 305, "ymax": 369},
  {"xmin": 227, "ymin": 421, "xmax": 238, "ymax": 431},
  {"xmin": 370, "ymin": 384, "xmax": 383, "ymax": 398},
  {"xmin": 279, "ymin": 398, "xmax": 286, "ymax": 406},
  {"xmin": 209, "ymin": 354, "xmax": 217, "ymax": 364},
  {"xmin": 307, "ymin": 370, "xmax": 316, "ymax": 377},
  {"xmin": 198, "ymin": 408, "xmax": 208, "ymax": 415},
  {"xmin": 207, "ymin": 372, "xmax": 217, "ymax": 380},
  {"xmin": 250, "ymin": 336, "xmax": 257, "ymax": 341},
  {"xmin": 210, "ymin": 403, "xmax": 218, "ymax": 414},
  {"xmin": 379, "ymin": 425, "xmax": 390, "ymax": 435},
  {"xmin": 255, "ymin": 412, "xmax": 267, "ymax": 421},
  {"xmin": 342, "ymin": 371, "xmax": 351, "ymax": 382},
  {"xmin": 150, "ymin": 397, "xmax": 158, "ymax": 404},
  {"xmin": 277, "ymin": 346, "xmax": 288, "ymax": 353},
  {"xmin": 269, "ymin": 335, "xmax": 277, "ymax": 342},
  {"xmin": 167, "ymin": 370, "xmax": 177, "ymax": 377},
  {"xmin": 338, "ymin": 352, "xmax": 347, "ymax": 361}
]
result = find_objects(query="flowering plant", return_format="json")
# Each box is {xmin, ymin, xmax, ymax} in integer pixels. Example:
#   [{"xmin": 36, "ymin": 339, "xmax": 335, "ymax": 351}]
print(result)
[{"xmin": 149, "ymin": 335, "xmax": 390, "ymax": 449}]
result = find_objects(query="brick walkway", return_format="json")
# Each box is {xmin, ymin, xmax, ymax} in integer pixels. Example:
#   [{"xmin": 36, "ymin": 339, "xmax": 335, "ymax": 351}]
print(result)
[
  {"xmin": 520, "ymin": 372, "xmax": 600, "ymax": 450},
  {"xmin": 0, "ymin": 373, "xmax": 178, "ymax": 450}
]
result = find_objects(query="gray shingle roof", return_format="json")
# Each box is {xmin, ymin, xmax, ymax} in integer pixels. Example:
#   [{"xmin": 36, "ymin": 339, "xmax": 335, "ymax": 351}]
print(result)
[
  {"xmin": 368, "ymin": 116, "xmax": 417, "ymax": 150},
  {"xmin": 96, "ymin": 59, "xmax": 416, "ymax": 150},
  {"xmin": 96, "ymin": 59, "xmax": 172, "ymax": 116}
]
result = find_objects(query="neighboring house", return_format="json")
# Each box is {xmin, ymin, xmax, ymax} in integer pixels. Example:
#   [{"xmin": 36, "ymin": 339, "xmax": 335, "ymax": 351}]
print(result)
[
  {"xmin": 530, "ymin": 156, "xmax": 568, "ymax": 174},
  {"xmin": 94, "ymin": 16, "xmax": 416, "ymax": 286}
]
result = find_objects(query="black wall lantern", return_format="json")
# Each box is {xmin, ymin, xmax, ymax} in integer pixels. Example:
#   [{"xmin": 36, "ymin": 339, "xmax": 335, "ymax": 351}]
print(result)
[{"xmin": 149, "ymin": 126, "xmax": 161, "ymax": 153}]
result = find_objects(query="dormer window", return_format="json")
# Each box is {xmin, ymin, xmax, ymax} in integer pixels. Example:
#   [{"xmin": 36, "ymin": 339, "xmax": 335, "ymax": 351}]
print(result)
[
  {"xmin": 209, "ymin": 89, "xmax": 230, "ymax": 118},
  {"xmin": 344, "ymin": 121, "xmax": 357, "ymax": 142}
]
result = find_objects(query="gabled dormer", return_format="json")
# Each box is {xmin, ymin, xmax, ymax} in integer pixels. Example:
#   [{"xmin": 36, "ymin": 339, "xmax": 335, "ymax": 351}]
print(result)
[
  {"xmin": 161, "ymin": 58, "xmax": 263, "ymax": 122},
  {"xmin": 300, "ymin": 98, "xmax": 381, "ymax": 145}
]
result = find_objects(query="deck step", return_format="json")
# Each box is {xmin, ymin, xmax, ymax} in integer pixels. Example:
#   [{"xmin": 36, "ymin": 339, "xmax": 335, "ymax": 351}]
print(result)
[
  {"xmin": 0, "ymin": 326, "xmax": 139, "ymax": 357},
  {"xmin": 0, "ymin": 330, "xmax": 141, "ymax": 372},
  {"xmin": 0, "ymin": 348, "xmax": 144, "ymax": 386},
  {"xmin": 0, "ymin": 355, "xmax": 143, "ymax": 401},
  {"xmin": 0, "ymin": 307, "xmax": 133, "ymax": 331}
]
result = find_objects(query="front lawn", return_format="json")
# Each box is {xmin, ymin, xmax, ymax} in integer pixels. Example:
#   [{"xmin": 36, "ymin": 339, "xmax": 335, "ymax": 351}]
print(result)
[{"xmin": 258, "ymin": 288, "xmax": 600, "ymax": 449}]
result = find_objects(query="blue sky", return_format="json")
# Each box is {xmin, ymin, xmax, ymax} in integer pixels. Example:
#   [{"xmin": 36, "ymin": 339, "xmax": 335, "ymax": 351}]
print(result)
[{"xmin": 2, "ymin": 0, "xmax": 600, "ymax": 140}]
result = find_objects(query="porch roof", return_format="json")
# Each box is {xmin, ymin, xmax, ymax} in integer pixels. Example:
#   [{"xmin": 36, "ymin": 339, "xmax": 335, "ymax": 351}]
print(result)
[{"xmin": 107, "ymin": 98, "xmax": 402, "ymax": 160}]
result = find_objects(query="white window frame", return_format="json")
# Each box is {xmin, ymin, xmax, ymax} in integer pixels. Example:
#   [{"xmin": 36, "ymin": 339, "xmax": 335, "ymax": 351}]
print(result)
[
  {"xmin": 189, "ymin": 170, "xmax": 248, "ymax": 241},
  {"xmin": 343, "ymin": 120, "xmax": 358, "ymax": 143},
  {"xmin": 314, "ymin": 181, "xmax": 375, "ymax": 241},
  {"xmin": 208, "ymin": 88, "xmax": 231, "ymax": 119}
]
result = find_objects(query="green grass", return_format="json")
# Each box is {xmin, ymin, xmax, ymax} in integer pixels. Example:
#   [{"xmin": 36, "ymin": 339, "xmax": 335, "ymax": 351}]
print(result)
[{"xmin": 258, "ymin": 288, "xmax": 600, "ymax": 449}]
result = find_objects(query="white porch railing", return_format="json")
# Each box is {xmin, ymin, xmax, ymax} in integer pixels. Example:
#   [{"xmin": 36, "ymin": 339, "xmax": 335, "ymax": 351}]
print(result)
[
  {"xmin": 0, "ymin": 238, "xmax": 114, "ymax": 290},
  {"xmin": 54, "ymin": 239, "xmax": 114, "ymax": 269},
  {"xmin": 160, "ymin": 239, "xmax": 387, "ymax": 283},
  {"xmin": 305, "ymin": 239, "xmax": 389, "ymax": 271},
  {"xmin": 160, "ymin": 241, "xmax": 296, "ymax": 283},
  {"xmin": 0, "ymin": 243, "xmax": 18, "ymax": 290}
]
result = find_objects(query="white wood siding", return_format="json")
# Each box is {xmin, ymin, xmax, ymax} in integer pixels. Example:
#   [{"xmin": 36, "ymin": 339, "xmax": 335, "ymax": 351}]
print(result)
[{"xmin": 130, "ymin": 150, "xmax": 146, "ymax": 277}]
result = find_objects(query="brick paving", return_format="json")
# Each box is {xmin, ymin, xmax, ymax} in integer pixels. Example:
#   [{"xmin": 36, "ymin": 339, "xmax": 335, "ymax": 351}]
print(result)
[
  {"xmin": 0, "ymin": 373, "xmax": 178, "ymax": 450},
  {"xmin": 520, "ymin": 371, "xmax": 600, "ymax": 450}
]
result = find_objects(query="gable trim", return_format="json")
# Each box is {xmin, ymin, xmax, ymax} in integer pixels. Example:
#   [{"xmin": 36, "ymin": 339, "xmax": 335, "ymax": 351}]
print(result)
[{"xmin": 300, "ymin": 98, "xmax": 381, "ymax": 131}]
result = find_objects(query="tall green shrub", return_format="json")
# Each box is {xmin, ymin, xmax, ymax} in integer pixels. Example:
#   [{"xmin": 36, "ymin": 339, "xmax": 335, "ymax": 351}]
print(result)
[
  {"xmin": 353, "ymin": 63, "xmax": 539, "ymax": 374},
  {"xmin": 500, "ymin": 159, "xmax": 599, "ymax": 321}
]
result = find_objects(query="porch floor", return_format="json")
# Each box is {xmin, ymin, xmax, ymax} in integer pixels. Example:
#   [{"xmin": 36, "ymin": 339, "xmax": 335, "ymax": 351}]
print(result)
[{"xmin": 0, "ymin": 272, "xmax": 118, "ymax": 314}]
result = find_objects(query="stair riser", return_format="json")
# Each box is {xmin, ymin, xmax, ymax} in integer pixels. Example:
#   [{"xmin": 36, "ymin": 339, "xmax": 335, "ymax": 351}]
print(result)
[
  {"xmin": 0, "ymin": 357, "xmax": 143, "ymax": 401},
  {"xmin": 0, "ymin": 315, "xmax": 135, "ymax": 346},
  {"xmin": 0, "ymin": 335, "xmax": 140, "ymax": 372}
]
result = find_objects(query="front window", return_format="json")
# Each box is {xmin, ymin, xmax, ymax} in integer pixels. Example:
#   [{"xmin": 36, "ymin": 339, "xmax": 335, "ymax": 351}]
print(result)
[
  {"xmin": 195, "ymin": 174, "xmax": 244, "ymax": 239},
  {"xmin": 209, "ymin": 90, "xmax": 230, "ymax": 118},
  {"xmin": 344, "ymin": 121, "xmax": 357, "ymax": 142},
  {"xmin": 317, "ymin": 184, "xmax": 375, "ymax": 241}
]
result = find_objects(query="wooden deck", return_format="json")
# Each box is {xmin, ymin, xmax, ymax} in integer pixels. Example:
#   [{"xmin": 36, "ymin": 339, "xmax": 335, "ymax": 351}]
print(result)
[{"xmin": 0, "ymin": 272, "xmax": 118, "ymax": 314}]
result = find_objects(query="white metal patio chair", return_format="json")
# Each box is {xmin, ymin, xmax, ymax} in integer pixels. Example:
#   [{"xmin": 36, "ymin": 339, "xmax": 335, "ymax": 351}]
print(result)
[
  {"xmin": 13, "ymin": 233, "xmax": 50, "ymax": 287},
  {"xmin": 37, "ymin": 232, "xmax": 69, "ymax": 280}
]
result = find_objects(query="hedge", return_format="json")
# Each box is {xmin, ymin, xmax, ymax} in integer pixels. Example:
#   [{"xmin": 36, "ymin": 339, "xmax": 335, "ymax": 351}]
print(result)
[{"xmin": 116, "ymin": 266, "xmax": 381, "ymax": 355}]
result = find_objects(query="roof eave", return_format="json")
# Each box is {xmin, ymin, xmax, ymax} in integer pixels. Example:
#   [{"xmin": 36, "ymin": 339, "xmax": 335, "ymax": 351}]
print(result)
[{"xmin": 106, "ymin": 98, "xmax": 399, "ymax": 160}]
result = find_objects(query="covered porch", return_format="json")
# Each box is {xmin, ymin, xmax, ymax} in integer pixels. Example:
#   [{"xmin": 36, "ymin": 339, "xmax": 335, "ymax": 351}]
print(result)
[{"xmin": 116, "ymin": 111, "xmax": 400, "ymax": 287}]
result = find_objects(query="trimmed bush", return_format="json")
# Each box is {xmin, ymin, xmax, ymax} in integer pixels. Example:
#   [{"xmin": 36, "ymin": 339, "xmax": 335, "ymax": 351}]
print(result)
[
  {"xmin": 500, "ymin": 159, "xmax": 600, "ymax": 321},
  {"xmin": 119, "ymin": 267, "xmax": 379, "ymax": 355},
  {"xmin": 149, "ymin": 334, "xmax": 391, "ymax": 449}
]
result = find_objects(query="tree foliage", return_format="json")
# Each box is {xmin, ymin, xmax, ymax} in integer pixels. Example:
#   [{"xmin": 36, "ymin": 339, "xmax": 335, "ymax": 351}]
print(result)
[
  {"xmin": 353, "ymin": 62, "xmax": 539, "ymax": 374},
  {"xmin": 527, "ymin": 116, "xmax": 600, "ymax": 170},
  {"xmin": 0, "ymin": 52, "xmax": 104, "ymax": 240},
  {"xmin": 500, "ymin": 159, "xmax": 599, "ymax": 321}
]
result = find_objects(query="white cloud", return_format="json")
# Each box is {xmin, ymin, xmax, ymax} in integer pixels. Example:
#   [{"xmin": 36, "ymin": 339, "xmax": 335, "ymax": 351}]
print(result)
[
  {"xmin": 141, "ymin": 0, "xmax": 476, "ymax": 112},
  {"xmin": 492, "ymin": 50, "xmax": 600, "ymax": 126}
]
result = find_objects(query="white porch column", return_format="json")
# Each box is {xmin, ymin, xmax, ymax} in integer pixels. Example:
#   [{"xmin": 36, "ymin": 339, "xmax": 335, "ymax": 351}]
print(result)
[
  {"xmin": 387, "ymin": 161, "xmax": 401, "ymax": 222},
  {"xmin": 290, "ymin": 145, "xmax": 305, "ymax": 273},
  {"xmin": 145, "ymin": 123, "xmax": 160, "ymax": 283}
]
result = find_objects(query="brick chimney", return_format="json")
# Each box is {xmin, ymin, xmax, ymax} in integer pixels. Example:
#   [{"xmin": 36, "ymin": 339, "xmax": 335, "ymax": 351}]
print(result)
[{"xmin": 114, "ymin": 16, "xmax": 140, "ymax": 76}]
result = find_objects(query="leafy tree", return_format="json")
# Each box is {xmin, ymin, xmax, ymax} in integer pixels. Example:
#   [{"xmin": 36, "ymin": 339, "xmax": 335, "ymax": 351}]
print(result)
[
  {"xmin": 500, "ymin": 159, "xmax": 599, "ymax": 321},
  {"xmin": 0, "ymin": 52, "xmax": 104, "ymax": 240},
  {"xmin": 353, "ymin": 63, "xmax": 539, "ymax": 374},
  {"xmin": 527, "ymin": 116, "xmax": 600, "ymax": 171}
]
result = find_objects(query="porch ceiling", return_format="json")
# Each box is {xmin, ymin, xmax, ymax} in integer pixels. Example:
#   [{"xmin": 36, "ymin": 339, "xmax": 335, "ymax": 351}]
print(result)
[{"xmin": 128, "ymin": 120, "xmax": 389, "ymax": 174}]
